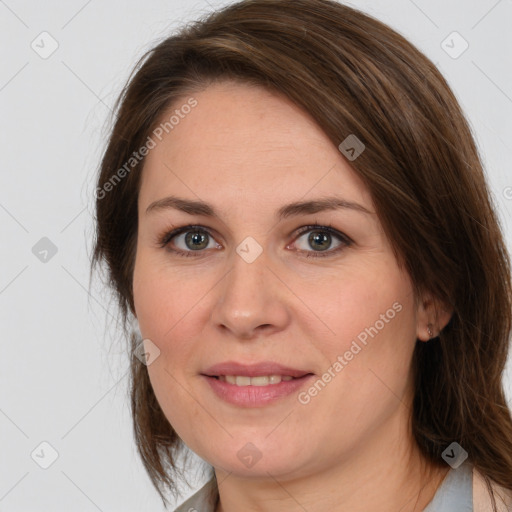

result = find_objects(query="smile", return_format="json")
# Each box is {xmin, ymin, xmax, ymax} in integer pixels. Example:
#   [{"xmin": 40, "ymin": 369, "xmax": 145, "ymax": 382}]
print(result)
[{"xmin": 215, "ymin": 375, "xmax": 294, "ymax": 386}]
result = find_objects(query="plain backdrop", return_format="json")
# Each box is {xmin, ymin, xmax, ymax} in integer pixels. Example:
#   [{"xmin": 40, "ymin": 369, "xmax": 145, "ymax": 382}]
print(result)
[{"xmin": 1, "ymin": 0, "xmax": 511, "ymax": 510}]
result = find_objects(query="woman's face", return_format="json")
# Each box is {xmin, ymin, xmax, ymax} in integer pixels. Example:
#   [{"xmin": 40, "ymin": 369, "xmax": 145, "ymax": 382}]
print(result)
[{"xmin": 133, "ymin": 80, "xmax": 428, "ymax": 480}]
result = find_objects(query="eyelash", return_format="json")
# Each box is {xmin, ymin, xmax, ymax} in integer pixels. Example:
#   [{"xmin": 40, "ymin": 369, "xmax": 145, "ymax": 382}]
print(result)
[{"xmin": 155, "ymin": 223, "xmax": 353, "ymax": 258}]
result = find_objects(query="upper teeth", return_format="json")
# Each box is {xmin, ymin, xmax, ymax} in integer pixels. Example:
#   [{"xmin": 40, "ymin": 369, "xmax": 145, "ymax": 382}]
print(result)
[{"xmin": 220, "ymin": 375, "xmax": 294, "ymax": 386}]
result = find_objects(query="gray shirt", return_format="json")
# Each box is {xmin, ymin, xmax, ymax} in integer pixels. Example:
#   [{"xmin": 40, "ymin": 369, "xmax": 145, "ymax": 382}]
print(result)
[{"xmin": 174, "ymin": 461, "xmax": 473, "ymax": 512}]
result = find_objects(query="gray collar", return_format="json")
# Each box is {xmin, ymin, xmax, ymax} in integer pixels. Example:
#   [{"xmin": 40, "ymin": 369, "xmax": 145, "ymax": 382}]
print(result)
[{"xmin": 423, "ymin": 461, "xmax": 473, "ymax": 511}]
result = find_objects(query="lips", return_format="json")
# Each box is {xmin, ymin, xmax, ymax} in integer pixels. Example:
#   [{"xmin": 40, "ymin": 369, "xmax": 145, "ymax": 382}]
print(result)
[
  {"xmin": 201, "ymin": 362, "xmax": 315, "ymax": 407},
  {"xmin": 201, "ymin": 360, "xmax": 312, "ymax": 379}
]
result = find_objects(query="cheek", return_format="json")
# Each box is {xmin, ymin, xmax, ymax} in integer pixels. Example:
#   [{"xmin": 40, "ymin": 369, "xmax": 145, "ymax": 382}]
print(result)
[
  {"xmin": 299, "ymin": 263, "xmax": 417, "ymax": 424},
  {"xmin": 294, "ymin": 268, "xmax": 417, "ymax": 456},
  {"xmin": 133, "ymin": 258, "xmax": 208, "ymax": 444},
  {"xmin": 306, "ymin": 259, "xmax": 415, "ymax": 358},
  {"xmin": 133, "ymin": 250, "xmax": 209, "ymax": 343}
]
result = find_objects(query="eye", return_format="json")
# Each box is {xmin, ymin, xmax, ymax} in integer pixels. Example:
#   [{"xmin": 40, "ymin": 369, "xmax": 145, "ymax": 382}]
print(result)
[
  {"xmin": 156, "ymin": 225, "xmax": 220, "ymax": 257},
  {"xmin": 290, "ymin": 224, "xmax": 352, "ymax": 258},
  {"xmin": 156, "ymin": 223, "xmax": 352, "ymax": 258}
]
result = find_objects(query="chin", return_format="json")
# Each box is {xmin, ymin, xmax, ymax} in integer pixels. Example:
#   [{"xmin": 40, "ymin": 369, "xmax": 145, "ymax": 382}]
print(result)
[{"xmin": 199, "ymin": 438, "xmax": 313, "ymax": 479}]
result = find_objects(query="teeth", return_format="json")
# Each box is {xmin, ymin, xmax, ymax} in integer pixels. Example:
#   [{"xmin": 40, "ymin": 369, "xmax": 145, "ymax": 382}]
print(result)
[{"xmin": 219, "ymin": 375, "xmax": 294, "ymax": 386}]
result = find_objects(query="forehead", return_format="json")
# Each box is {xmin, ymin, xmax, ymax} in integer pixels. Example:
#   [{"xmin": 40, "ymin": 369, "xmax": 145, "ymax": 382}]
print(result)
[{"xmin": 139, "ymin": 80, "xmax": 372, "ymax": 213}]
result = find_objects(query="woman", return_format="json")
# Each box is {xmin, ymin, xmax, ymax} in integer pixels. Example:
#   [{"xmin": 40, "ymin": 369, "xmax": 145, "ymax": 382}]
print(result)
[{"xmin": 91, "ymin": 0, "xmax": 512, "ymax": 510}]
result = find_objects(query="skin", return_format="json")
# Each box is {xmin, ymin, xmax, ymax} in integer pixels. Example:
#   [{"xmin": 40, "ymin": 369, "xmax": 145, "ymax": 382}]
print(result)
[{"xmin": 132, "ymin": 80, "xmax": 453, "ymax": 512}]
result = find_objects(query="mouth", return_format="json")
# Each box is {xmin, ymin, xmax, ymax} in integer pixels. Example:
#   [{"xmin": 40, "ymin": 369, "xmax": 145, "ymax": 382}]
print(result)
[
  {"xmin": 202, "ymin": 360, "xmax": 312, "ymax": 379},
  {"xmin": 208, "ymin": 374, "xmax": 309, "ymax": 386},
  {"xmin": 200, "ymin": 361, "xmax": 315, "ymax": 407}
]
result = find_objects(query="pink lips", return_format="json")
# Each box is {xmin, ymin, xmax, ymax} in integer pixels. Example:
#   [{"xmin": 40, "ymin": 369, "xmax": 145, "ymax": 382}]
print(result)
[{"xmin": 201, "ymin": 360, "xmax": 314, "ymax": 407}]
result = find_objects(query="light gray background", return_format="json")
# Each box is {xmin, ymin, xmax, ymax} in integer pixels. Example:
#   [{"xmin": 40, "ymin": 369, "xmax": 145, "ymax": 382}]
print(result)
[{"xmin": 1, "ymin": 0, "xmax": 511, "ymax": 510}]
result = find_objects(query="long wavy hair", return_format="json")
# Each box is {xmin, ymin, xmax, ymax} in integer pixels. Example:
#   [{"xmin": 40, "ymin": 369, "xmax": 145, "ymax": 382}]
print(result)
[{"xmin": 90, "ymin": 0, "xmax": 512, "ymax": 508}]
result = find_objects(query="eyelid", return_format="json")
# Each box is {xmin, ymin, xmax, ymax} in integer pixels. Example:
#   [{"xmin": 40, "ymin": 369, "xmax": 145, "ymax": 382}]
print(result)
[
  {"xmin": 157, "ymin": 224, "xmax": 216, "ymax": 247},
  {"xmin": 292, "ymin": 224, "xmax": 350, "ymax": 242},
  {"xmin": 156, "ymin": 223, "xmax": 353, "ymax": 257},
  {"xmin": 289, "ymin": 224, "xmax": 352, "ymax": 257}
]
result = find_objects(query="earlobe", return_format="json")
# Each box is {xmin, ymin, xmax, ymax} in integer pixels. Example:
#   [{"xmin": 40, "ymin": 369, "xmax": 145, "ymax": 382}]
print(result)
[{"xmin": 416, "ymin": 292, "xmax": 453, "ymax": 342}]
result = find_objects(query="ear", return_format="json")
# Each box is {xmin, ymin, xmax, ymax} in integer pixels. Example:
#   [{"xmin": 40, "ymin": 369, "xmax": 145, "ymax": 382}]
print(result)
[{"xmin": 416, "ymin": 291, "xmax": 453, "ymax": 342}]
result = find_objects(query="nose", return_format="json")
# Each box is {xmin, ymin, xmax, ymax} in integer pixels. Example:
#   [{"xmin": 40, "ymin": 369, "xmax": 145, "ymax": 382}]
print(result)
[{"xmin": 209, "ymin": 247, "xmax": 291, "ymax": 340}]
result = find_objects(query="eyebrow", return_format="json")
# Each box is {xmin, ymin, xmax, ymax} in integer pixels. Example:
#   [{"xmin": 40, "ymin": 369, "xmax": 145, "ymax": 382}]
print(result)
[{"xmin": 145, "ymin": 195, "xmax": 373, "ymax": 219}]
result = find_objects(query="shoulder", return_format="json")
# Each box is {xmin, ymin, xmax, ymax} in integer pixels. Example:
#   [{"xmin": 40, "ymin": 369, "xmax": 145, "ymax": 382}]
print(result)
[{"xmin": 473, "ymin": 466, "xmax": 512, "ymax": 512}]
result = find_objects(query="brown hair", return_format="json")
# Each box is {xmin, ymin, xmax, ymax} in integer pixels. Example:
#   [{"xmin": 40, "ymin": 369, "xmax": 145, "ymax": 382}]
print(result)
[{"xmin": 90, "ymin": 0, "xmax": 512, "ymax": 508}]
